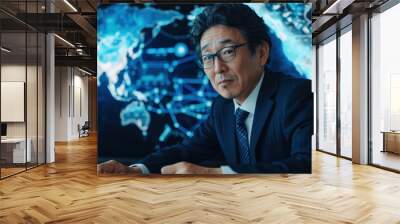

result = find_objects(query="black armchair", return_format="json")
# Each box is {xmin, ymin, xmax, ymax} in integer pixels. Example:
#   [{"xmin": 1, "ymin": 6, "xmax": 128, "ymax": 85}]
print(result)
[{"xmin": 79, "ymin": 121, "xmax": 90, "ymax": 138}]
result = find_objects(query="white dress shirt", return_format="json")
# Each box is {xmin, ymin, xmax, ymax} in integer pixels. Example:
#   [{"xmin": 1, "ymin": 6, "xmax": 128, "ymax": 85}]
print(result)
[
  {"xmin": 221, "ymin": 73, "xmax": 264, "ymax": 174},
  {"xmin": 132, "ymin": 73, "xmax": 265, "ymax": 174}
]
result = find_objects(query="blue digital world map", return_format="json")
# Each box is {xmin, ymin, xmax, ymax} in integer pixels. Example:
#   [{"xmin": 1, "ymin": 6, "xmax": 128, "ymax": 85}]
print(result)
[{"xmin": 97, "ymin": 3, "xmax": 312, "ymax": 161}]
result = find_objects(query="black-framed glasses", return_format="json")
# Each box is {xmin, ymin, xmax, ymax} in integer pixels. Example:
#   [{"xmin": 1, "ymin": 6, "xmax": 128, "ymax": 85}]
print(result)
[{"xmin": 199, "ymin": 43, "xmax": 247, "ymax": 69}]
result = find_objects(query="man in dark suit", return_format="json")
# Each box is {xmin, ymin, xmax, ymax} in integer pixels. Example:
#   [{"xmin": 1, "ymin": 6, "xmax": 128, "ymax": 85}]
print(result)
[{"xmin": 98, "ymin": 4, "xmax": 312, "ymax": 174}]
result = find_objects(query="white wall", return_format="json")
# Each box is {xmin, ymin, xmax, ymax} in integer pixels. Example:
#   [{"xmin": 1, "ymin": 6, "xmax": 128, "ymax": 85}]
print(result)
[
  {"xmin": 1, "ymin": 63, "xmax": 45, "ymax": 164},
  {"xmin": 72, "ymin": 73, "xmax": 89, "ymax": 138},
  {"xmin": 55, "ymin": 66, "xmax": 69, "ymax": 141},
  {"xmin": 1, "ymin": 65, "xmax": 26, "ymax": 139},
  {"xmin": 55, "ymin": 67, "xmax": 89, "ymax": 141}
]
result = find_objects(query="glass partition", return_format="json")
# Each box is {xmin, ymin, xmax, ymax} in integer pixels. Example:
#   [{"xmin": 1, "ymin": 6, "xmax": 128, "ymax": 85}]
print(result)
[
  {"xmin": 317, "ymin": 36, "xmax": 337, "ymax": 154},
  {"xmin": 1, "ymin": 30, "xmax": 28, "ymax": 177},
  {"xmin": 0, "ymin": 0, "xmax": 46, "ymax": 179}
]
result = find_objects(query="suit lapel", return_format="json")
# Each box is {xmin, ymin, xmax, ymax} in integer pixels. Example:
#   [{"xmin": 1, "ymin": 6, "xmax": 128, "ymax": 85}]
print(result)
[
  {"xmin": 221, "ymin": 100, "xmax": 237, "ymax": 164},
  {"xmin": 249, "ymin": 72, "xmax": 278, "ymax": 163}
]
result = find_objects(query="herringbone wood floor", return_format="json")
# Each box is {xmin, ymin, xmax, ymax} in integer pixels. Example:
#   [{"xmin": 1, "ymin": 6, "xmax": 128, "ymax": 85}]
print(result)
[{"xmin": 1, "ymin": 135, "xmax": 400, "ymax": 224}]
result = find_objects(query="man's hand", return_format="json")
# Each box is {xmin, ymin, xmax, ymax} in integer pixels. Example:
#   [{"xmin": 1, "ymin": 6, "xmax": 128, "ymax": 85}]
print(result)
[
  {"xmin": 161, "ymin": 162, "xmax": 222, "ymax": 174},
  {"xmin": 97, "ymin": 160, "xmax": 142, "ymax": 175}
]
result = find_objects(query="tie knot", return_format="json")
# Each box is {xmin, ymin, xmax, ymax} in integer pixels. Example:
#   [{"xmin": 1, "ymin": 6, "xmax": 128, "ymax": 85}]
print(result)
[{"xmin": 235, "ymin": 108, "xmax": 249, "ymax": 123}]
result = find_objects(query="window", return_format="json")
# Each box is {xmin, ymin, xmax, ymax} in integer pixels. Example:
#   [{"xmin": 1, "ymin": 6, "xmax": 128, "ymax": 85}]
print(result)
[
  {"xmin": 371, "ymin": 2, "xmax": 400, "ymax": 171},
  {"xmin": 317, "ymin": 36, "xmax": 337, "ymax": 154},
  {"xmin": 339, "ymin": 28, "xmax": 352, "ymax": 158}
]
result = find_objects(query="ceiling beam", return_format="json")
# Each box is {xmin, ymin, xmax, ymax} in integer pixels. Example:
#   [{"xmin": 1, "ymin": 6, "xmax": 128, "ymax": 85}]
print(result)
[
  {"xmin": 67, "ymin": 13, "xmax": 96, "ymax": 46},
  {"xmin": 55, "ymin": 55, "xmax": 96, "ymax": 70}
]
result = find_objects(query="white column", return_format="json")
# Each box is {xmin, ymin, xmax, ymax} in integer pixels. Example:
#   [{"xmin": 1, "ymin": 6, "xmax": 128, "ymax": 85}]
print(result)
[
  {"xmin": 45, "ymin": 0, "xmax": 56, "ymax": 163},
  {"xmin": 46, "ymin": 32, "xmax": 55, "ymax": 163},
  {"xmin": 352, "ymin": 14, "xmax": 369, "ymax": 164},
  {"xmin": 55, "ymin": 67, "xmax": 73, "ymax": 141}
]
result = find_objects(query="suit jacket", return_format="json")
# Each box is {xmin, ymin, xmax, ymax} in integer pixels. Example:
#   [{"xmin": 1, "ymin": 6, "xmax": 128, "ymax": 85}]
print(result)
[{"xmin": 140, "ymin": 70, "xmax": 313, "ymax": 173}]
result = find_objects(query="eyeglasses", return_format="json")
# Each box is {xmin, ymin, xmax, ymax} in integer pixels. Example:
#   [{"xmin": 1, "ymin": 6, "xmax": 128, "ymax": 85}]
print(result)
[{"xmin": 199, "ymin": 43, "xmax": 247, "ymax": 69}]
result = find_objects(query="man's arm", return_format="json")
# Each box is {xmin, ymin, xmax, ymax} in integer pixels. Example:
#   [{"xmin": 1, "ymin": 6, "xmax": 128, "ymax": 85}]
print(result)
[
  {"xmin": 97, "ymin": 160, "xmax": 143, "ymax": 175},
  {"xmin": 229, "ymin": 79, "xmax": 313, "ymax": 173},
  {"xmin": 138, "ymin": 101, "xmax": 222, "ymax": 173},
  {"xmin": 160, "ymin": 162, "xmax": 222, "ymax": 174}
]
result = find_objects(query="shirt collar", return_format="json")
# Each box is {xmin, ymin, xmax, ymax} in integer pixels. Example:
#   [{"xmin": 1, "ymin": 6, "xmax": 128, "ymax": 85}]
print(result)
[{"xmin": 233, "ymin": 72, "xmax": 264, "ymax": 115}]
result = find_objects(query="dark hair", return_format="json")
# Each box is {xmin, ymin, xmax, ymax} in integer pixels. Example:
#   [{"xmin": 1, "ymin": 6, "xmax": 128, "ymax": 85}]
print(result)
[{"xmin": 191, "ymin": 4, "xmax": 271, "ymax": 56}]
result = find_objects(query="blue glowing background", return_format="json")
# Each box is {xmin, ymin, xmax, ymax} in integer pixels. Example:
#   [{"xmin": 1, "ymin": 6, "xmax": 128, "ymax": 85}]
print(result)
[{"xmin": 97, "ymin": 3, "xmax": 312, "ymax": 162}]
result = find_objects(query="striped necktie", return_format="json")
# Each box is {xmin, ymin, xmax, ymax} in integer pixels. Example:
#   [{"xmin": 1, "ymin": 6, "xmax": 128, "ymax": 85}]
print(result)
[{"xmin": 235, "ymin": 108, "xmax": 250, "ymax": 164}]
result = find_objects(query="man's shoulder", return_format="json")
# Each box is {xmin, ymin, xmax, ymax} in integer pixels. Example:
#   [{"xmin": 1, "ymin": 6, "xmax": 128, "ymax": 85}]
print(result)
[
  {"xmin": 272, "ymin": 72, "xmax": 310, "ymax": 86},
  {"xmin": 269, "ymin": 71, "xmax": 311, "ymax": 94}
]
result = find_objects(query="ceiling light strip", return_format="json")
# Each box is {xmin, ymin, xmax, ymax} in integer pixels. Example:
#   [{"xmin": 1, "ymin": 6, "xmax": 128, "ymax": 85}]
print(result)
[
  {"xmin": 1, "ymin": 47, "xmax": 11, "ymax": 53},
  {"xmin": 322, "ymin": 0, "xmax": 342, "ymax": 15},
  {"xmin": 63, "ymin": 0, "xmax": 78, "ymax": 12},
  {"xmin": 54, "ymin": 34, "xmax": 75, "ymax": 48},
  {"xmin": 78, "ymin": 67, "xmax": 93, "ymax": 76}
]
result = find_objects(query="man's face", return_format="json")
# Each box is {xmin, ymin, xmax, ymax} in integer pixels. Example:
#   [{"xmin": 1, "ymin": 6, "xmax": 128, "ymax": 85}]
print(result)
[{"xmin": 200, "ymin": 25, "xmax": 269, "ymax": 103}]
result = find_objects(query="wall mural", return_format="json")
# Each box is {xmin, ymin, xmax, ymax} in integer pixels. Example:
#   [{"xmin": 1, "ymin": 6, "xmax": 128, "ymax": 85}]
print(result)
[{"xmin": 97, "ymin": 3, "xmax": 312, "ymax": 164}]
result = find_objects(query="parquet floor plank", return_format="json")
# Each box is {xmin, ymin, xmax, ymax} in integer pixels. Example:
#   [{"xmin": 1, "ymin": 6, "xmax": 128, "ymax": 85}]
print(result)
[{"xmin": 0, "ymin": 135, "xmax": 399, "ymax": 223}]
